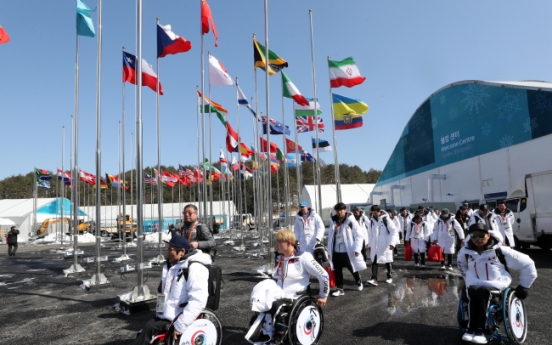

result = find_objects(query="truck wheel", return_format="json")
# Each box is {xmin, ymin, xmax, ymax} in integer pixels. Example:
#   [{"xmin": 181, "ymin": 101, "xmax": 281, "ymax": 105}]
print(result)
[{"xmin": 537, "ymin": 237, "xmax": 552, "ymax": 250}]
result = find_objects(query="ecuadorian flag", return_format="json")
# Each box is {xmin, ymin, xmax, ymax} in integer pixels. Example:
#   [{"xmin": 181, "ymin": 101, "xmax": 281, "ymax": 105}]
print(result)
[{"xmin": 332, "ymin": 93, "xmax": 368, "ymax": 130}]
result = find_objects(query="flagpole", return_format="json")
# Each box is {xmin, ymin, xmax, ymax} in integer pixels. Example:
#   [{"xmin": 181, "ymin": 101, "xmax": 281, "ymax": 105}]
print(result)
[
  {"xmin": 327, "ymin": 56, "xmax": 342, "ymax": 203},
  {"xmin": 69, "ymin": 115, "xmax": 74, "ymax": 247},
  {"xmin": 253, "ymin": 33, "xmax": 262, "ymax": 241},
  {"xmin": 235, "ymin": 77, "xmax": 244, "ymax": 250},
  {"xmin": 153, "ymin": 17, "xmax": 164, "ymax": 264},
  {"xmin": 33, "ymin": 167, "xmax": 37, "ymax": 237},
  {"xmin": 196, "ymin": 86, "xmax": 202, "ymax": 218},
  {"xmin": 118, "ymin": 121, "xmax": 122, "ymax": 244},
  {"xmin": 200, "ymin": 2, "xmax": 208, "ymax": 225},
  {"xmin": 280, "ymin": 76, "xmax": 289, "ymax": 227},
  {"xmin": 294, "ymin": 108, "xmax": 301, "ymax": 209},
  {"xmin": 308, "ymin": 9, "xmax": 323, "ymax": 213},
  {"xmin": 118, "ymin": 50, "xmax": 129, "ymax": 261},
  {"xmin": 60, "ymin": 126, "xmax": 65, "ymax": 249},
  {"xmin": 207, "ymin": 52, "xmax": 214, "ymax": 231},
  {"xmin": 130, "ymin": 131, "xmax": 134, "ymax": 230}
]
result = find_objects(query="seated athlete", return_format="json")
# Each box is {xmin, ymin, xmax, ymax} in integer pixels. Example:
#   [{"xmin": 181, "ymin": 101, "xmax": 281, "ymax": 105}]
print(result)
[
  {"xmin": 245, "ymin": 229, "xmax": 329, "ymax": 344},
  {"xmin": 134, "ymin": 235, "xmax": 212, "ymax": 345},
  {"xmin": 457, "ymin": 223, "xmax": 537, "ymax": 344}
]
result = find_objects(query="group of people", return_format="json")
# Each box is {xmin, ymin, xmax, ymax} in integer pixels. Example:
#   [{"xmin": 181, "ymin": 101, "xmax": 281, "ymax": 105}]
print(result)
[{"xmin": 130, "ymin": 200, "xmax": 536, "ymax": 345}]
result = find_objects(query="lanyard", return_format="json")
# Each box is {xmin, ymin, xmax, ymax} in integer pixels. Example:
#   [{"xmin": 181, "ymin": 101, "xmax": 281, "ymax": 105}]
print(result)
[
  {"xmin": 186, "ymin": 221, "xmax": 198, "ymax": 242},
  {"xmin": 278, "ymin": 252, "xmax": 295, "ymax": 280}
]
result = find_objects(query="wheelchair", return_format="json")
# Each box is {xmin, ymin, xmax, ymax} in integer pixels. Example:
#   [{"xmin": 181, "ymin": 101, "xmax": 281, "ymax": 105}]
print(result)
[
  {"xmin": 457, "ymin": 287, "xmax": 528, "ymax": 344},
  {"xmin": 270, "ymin": 294, "xmax": 324, "ymax": 345},
  {"xmin": 150, "ymin": 309, "xmax": 223, "ymax": 345}
]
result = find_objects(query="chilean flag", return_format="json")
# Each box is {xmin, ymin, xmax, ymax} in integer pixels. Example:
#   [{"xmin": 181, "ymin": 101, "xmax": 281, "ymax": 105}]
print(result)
[
  {"xmin": 157, "ymin": 24, "xmax": 192, "ymax": 58},
  {"xmin": 123, "ymin": 51, "xmax": 163, "ymax": 95}
]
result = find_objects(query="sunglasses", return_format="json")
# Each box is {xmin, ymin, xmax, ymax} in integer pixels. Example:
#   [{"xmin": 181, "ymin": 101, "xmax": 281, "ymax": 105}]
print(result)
[{"xmin": 469, "ymin": 233, "xmax": 487, "ymax": 239}]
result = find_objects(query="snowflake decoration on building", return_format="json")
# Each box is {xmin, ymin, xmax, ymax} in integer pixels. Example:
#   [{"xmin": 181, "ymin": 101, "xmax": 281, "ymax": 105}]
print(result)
[
  {"xmin": 449, "ymin": 107, "xmax": 459, "ymax": 121},
  {"xmin": 498, "ymin": 93, "xmax": 521, "ymax": 122},
  {"xmin": 395, "ymin": 159, "xmax": 405, "ymax": 172},
  {"xmin": 499, "ymin": 134, "xmax": 514, "ymax": 148},
  {"xmin": 533, "ymin": 92, "xmax": 552, "ymax": 113},
  {"xmin": 481, "ymin": 123, "xmax": 492, "ymax": 136},
  {"xmin": 523, "ymin": 117, "xmax": 538, "ymax": 133},
  {"xmin": 440, "ymin": 95, "xmax": 446, "ymax": 105},
  {"xmin": 431, "ymin": 118, "xmax": 438, "ymax": 129},
  {"xmin": 410, "ymin": 114, "xmax": 423, "ymax": 130},
  {"xmin": 461, "ymin": 84, "xmax": 490, "ymax": 113}
]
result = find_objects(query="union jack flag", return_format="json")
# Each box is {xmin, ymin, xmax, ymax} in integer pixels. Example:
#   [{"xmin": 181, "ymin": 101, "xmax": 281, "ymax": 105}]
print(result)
[{"xmin": 296, "ymin": 116, "xmax": 324, "ymax": 134}]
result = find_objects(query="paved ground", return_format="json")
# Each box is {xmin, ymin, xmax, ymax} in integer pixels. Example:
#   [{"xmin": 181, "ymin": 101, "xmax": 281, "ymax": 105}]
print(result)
[{"xmin": 0, "ymin": 235, "xmax": 550, "ymax": 345}]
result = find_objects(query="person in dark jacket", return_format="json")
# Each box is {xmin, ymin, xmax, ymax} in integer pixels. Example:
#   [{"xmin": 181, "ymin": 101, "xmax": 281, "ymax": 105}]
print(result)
[
  {"xmin": 7, "ymin": 226, "xmax": 19, "ymax": 256},
  {"xmin": 172, "ymin": 204, "xmax": 216, "ymax": 255}
]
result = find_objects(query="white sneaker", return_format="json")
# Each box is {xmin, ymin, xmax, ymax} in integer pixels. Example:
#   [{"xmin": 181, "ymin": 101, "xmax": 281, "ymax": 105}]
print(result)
[
  {"xmin": 471, "ymin": 334, "xmax": 488, "ymax": 344},
  {"xmin": 393, "ymin": 253, "xmax": 398, "ymax": 257},
  {"xmin": 447, "ymin": 265, "xmax": 453, "ymax": 271},
  {"xmin": 440, "ymin": 265, "xmax": 446, "ymax": 270},
  {"xmin": 415, "ymin": 263, "xmax": 420, "ymax": 267},
  {"xmin": 366, "ymin": 279, "xmax": 378, "ymax": 286},
  {"xmin": 331, "ymin": 288, "xmax": 344, "ymax": 297},
  {"xmin": 357, "ymin": 284, "xmax": 364, "ymax": 291},
  {"xmin": 461, "ymin": 332, "xmax": 475, "ymax": 342},
  {"xmin": 385, "ymin": 278, "xmax": 392, "ymax": 284}
]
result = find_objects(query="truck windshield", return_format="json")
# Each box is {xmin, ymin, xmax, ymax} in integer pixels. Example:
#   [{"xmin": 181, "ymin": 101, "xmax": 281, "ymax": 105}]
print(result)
[{"xmin": 505, "ymin": 199, "xmax": 519, "ymax": 212}]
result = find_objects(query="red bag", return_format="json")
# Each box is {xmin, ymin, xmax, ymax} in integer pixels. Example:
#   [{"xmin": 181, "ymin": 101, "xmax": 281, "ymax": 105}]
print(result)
[
  {"xmin": 404, "ymin": 243, "xmax": 412, "ymax": 261},
  {"xmin": 324, "ymin": 266, "xmax": 336, "ymax": 288},
  {"xmin": 427, "ymin": 245, "xmax": 444, "ymax": 262}
]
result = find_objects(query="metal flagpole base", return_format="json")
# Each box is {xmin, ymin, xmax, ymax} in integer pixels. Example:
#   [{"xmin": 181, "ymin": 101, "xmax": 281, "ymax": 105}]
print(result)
[
  {"xmin": 63, "ymin": 263, "xmax": 86, "ymax": 277},
  {"xmin": 114, "ymin": 254, "xmax": 132, "ymax": 262},
  {"xmin": 84, "ymin": 273, "xmax": 111, "ymax": 290},
  {"xmin": 150, "ymin": 254, "xmax": 165, "ymax": 265},
  {"xmin": 117, "ymin": 285, "xmax": 156, "ymax": 314},
  {"xmin": 233, "ymin": 245, "xmax": 246, "ymax": 252}
]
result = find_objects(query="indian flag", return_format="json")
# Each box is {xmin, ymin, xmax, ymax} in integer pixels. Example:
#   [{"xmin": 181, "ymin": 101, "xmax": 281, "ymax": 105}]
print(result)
[
  {"xmin": 328, "ymin": 57, "xmax": 366, "ymax": 88},
  {"xmin": 294, "ymin": 98, "xmax": 322, "ymax": 117},
  {"xmin": 197, "ymin": 90, "xmax": 228, "ymax": 126},
  {"xmin": 282, "ymin": 71, "xmax": 309, "ymax": 106}
]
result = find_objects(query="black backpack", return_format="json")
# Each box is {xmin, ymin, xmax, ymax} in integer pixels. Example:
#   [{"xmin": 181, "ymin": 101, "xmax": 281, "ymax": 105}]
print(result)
[
  {"xmin": 370, "ymin": 216, "xmax": 389, "ymax": 234},
  {"xmin": 179, "ymin": 262, "xmax": 222, "ymax": 311}
]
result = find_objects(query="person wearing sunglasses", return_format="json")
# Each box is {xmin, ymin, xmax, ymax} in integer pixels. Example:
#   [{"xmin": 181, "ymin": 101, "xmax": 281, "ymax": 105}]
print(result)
[
  {"xmin": 467, "ymin": 204, "xmax": 503, "ymax": 244},
  {"xmin": 172, "ymin": 204, "xmax": 216, "ymax": 256},
  {"xmin": 457, "ymin": 223, "xmax": 537, "ymax": 344}
]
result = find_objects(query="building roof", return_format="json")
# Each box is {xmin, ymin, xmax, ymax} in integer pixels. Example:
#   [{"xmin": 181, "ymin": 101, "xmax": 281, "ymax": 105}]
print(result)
[
  {"xmin": 0, "ymin": 198, "xmax": 56, "ymax": 218},
  {"xmin": 302, "ymin": 184, "xmax": 375, "ymax": 210}
]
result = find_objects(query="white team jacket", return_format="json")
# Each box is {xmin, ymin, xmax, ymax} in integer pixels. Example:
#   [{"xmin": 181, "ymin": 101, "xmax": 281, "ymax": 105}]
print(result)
[
  {"xmin": 493, "ymin": 208, "xmax": 516, "ymax": 247},
  {"xmin": 432, "ymin": 216, "xmax": 465, "ymax": 254},
  {"xmin": 272, "ymin": 251, "xmax": 330, "ymax": 299},
  {"xmin": 294, "ymin": 208, "xmax": 325, "ymax": 254}
]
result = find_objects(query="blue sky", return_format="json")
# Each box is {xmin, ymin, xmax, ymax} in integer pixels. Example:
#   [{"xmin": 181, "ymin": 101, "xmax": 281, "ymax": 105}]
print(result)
[{"xmin": 1, "ymin": 0, "xmax": 552, "ymax": 180}]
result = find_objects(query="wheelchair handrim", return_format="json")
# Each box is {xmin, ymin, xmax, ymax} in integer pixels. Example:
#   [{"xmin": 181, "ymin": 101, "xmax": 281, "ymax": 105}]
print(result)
[
  {"xmin": 288, "ymin": 297, "xmax": 324, "ymax": 345},
  {"xmin": 503, "ymin": 290, "xmax": 527, "ymax": 344}
]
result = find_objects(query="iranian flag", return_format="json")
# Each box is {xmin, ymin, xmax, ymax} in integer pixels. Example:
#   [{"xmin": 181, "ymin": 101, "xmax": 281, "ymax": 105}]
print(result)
[
  {"xmin": 328, "ymin": 57, "xmax": 366, "ymax": 88},
  {"xmin": 282, "ymin": 71, "xmax": 309, "ymax": 106}
]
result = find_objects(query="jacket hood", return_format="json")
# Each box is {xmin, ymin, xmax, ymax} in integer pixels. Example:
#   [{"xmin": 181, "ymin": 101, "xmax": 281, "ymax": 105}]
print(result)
[
  {"xmin": 371, "ymin": 210, "xmax": 389, "ymax": 222},
  {"xmin": 474, "ymin": 210, "xmax": 492, "ymax": 219},
  {"xmin": 176, "ymin": 249, "xmax": 212, "ymax": 269},
  {"xmin": 331, "ymin": 211, "xmax": 353, "ymax": 223},
  {"xmin": 466, "ymin": 236, "xmax": 499, "ymax": 252},
  {"xmin": 493, "ymin": 208, "xmax": 512, "ymax": 215},
  {"xmin": 297, "ymin": 208, "xmax": 315, "ymax": 217}
]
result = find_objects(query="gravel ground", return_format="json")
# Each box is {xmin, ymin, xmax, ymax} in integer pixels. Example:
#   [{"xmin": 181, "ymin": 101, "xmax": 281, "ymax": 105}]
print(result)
[{"xmin": 0, "ymin": 234, "xmax": 550, "ymax": 345}]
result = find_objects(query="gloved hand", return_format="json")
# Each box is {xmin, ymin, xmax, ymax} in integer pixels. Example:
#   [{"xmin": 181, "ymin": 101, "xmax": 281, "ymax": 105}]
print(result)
[{"xmin": 515, "ymin": 285, "xmax": 529, "ymax": 300}]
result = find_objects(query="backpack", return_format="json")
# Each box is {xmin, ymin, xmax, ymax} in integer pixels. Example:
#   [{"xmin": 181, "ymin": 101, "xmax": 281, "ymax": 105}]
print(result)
[
  {"xmin": 178, "ymin": 262, "xmax": 222, "ymax": 311},
  {"xmin": 370, "ymin": 216, "xmax": 389, "ymax": 234}
]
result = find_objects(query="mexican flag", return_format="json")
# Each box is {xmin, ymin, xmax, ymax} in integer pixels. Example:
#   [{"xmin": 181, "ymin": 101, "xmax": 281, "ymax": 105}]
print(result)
[
  {"xmin": 282, "ymin": 71, "xmax": 309, "ymax": 106},
  {"xmin": 328, "ymin": 57, "xmax": 366, "ymax": 88}
]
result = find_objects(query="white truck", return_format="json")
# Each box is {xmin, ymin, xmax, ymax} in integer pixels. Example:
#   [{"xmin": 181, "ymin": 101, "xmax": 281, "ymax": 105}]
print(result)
[{"xmin": 507, "ymin": 170, "xmax": 552, "ymax": 250}]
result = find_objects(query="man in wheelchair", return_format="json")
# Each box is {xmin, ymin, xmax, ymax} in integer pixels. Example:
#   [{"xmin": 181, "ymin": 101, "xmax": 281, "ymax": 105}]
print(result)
[
  {"xmin": 134, "ymin": 235, "xmax": 212, "ymax": 345},
  {"xmin": 457, "ymin": 223, "xmax": 537, "ymax": 344},
  {"xmin": 246, "ymin": 229, "xmax": 329, "ymax": 344}
]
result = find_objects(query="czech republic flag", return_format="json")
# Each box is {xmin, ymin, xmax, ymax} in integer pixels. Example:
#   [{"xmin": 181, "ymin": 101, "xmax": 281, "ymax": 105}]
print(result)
[
  {"xmin": 123, "ymin": 51, "xmax": 163, "ymax": 95},
  {"xmin": 157, "ymin": 24, "xmax": 192, "ymax": 58}
]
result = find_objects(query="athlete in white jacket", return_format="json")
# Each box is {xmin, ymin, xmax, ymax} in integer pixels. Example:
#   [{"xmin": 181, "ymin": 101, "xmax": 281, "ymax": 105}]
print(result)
[
  {"xmin": 398, "ymin": 208, "xmax": 413, "ymax": 242},
  {"xmin": 294, "ymin": 201, "xmax": 325, "ymax": 254},
  {"xmin": 458, "ymin": 223, "xmax": 537, "ymax": 344},
  {"xmin": 432, "ymin": 209, "xmax": 465, "ymax": 270},
  {"xmin": 352, "ymin": 207, "xmax": 370, "ymax": 261},
  {"xmin": 493, "ymin": 200, "xmax": 516, "ymax": 247},
  {"xmin": 405, "ymin": 214, "xmax": 430, "ymax": 267},
  {"xmin": 366, "ymin": 206, "xmax": 399, "ymax": 286},
  {"xmin": 468, "ymin": 204, "xmax": 503, "ymax": 244},
  {"xmin": 135, "ymin": 235, "xmax": 211, "ymax": 345},
  {"xmin": 387, "ymin": 209, "xmax": 402, "ymax": 257}
]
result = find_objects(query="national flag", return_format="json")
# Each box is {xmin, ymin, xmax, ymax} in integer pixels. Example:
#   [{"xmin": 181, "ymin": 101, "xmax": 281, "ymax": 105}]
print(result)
[
  {"xmin": 157, "ymin": 23, "xmax": 191, "ymax": 58},
  {"xmin": 226, "ymin": 122, "xmax": 239, "ymax": 152},
  {"xmin": 296, "ymin": 116, "xmax": 325, "ymax": 134},
  {"xmin": 179, "ymin": 164, "xmax": 193, "ymax": 177},
  {"xmin": 57, "ymin": 169, "xmax": 72, "ymax": 185},
  {"xmin": 201, "ymin": 0, "xmax": 218, "ymax": 47},
  {"xmin": 300, "ymin": 152, "xmax": 316, "ymax": 162},
  {"xmin": 145, "ymin": 173, "xmax": 157, "ymax": 185},
  {"xmin": 312, "ymin": 138, "xmax": 332, "ymax": 152},
  {"xmin": 260, "ymin": 137, "xmax": 278, "ymax": 153},
  {"xmin": 208, "ymin": 55, "xmax": 233, "ymax": 86},
  {"xmin": 335, "ymin": 113, "xmax": 363, "ymax": 130},
  {"xmin": 261, "ymin": 116, "xmax": 291, "ymax": 136},
  {"xmin": 35, "ymin": 168, "xmax": 51, "ymax": 189},
  {"xmin": 197, "ymin": 91, "xmax": 227, "ymax": 126},
  {"xmin": 161, "ymin": 170, "xmax": 177, "ymax": 187},
  {"xmin": 285, "ymin": 138, "xmax": 303, "ymax": 153},
  {"xmin": 79, "ymin": 170, "xmax": 96, "ymax": 185},
  {"xmin": 106, "ymin": 173, "xmax": 121, "ymax": 188},
  {"xmin": 332, "ymin": 93, "xmax": 369, "ymax": 115},
  {"xmin": 240, "ymin": 164, "xmax": 253, "ymax": 180},
  {"xmin": 123, "ymin": 51, "xmax": 163, "ymax": 94},
  {"xmin": 231, "ymin": 157, "xmax": 239, "ymax": 171},
  {"xmin": 219, "ymin": 148, "xmax": 227, "ymax": 163},
  {"xmin": 221, "ymin": 161, "xmax": 228, "ymax": 174},
  {"xmin": 294, "ymin": 98, "xmax": 322, "ymax": 117},
  {"xmin": 76, "ymin": 0, "xmax": 96, "ymax": 37},
  {"xmin": 253, "ymin": 39, "xmax": 288, "ymax": 75},
  {"xmin": 328, "ymin": 57, "xmax": 366, "ymax": 88},
  {"xmin": 282, "ymin": 71, "xmax": 309, "ymax": 106},
  {"xmin": 0, "ymin": 25, "xmax": 10, "ymax": 44},
  {"xmin": 239, "ymin": 142, "xmax": 254, "ymax": 157},
  {"xmin": 237, "ymin": 84, "xmax": 259, "ymax": 121},
  {"xmin": 285, "ymin": 154, "xmax": 298, "ymax": 168}
]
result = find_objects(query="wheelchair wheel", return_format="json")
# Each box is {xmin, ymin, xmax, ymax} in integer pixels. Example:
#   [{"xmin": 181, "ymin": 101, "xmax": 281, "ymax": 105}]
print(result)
[
  {"xmin": 457, "ymin": 292, "xmax": 468, "ymax": 333},
  {"xmin": 180, "ymin": 309, "xmax": 223, "ymax": 345},
  {"xmin": 502, "ymin": 288, "xmax": 528, "ymax": 344},
  {"xmin": 287, "ymin": 296, "xmax": 324, "ymax": 345}
]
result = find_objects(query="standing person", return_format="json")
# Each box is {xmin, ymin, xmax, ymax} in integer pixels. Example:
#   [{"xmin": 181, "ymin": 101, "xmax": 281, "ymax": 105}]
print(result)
[
  {"xmin": 134, "ymin": 235, "xmax": 212, "ymax": 345},
  {"xmin": 387, "ymin": 209, "xmax": 401, "ymax": 257},
  {"xmin": 468, "ymin": 204, "xmax": 503, "ymax": 243},
  {"xmin": 456, "ymin": 206, "xmax": 470, "ymax": 233},
  {"xmin": 462, "ymin": 200, "xmax": 474, "ymax": 218},
  {"xmin": 366, "ymin": 205, "xmax": 399, "ymax": 286},
  {"xmin": 458, "ymin": 223, "xmax": 537, "ymax": 344},
  {"xmin": 172, "ymin": 204, "xmax": 216, "ymax": 256},
  {"xmin": 293, "ymin": 201, "xmax": 325, "ymax": 254},
  {"xmin": 493, "ymin": 200, "xmax": 515, "ymax": 247},
  {"xmin": 7, "ymin": 226, "xmax": 19, "ymax": 256},
  {"xmin": 398, "ymin": 208, "xmax": 413, "ymax": 244},
  {"xmin": 432, "ymin": 209, "xmax": 464, "ymax": 270},
  {"xmin": 327, "ymin": 202, "xmax": 366, "ymax": 296},
  {"xmin": 405, "ymin": 214, "xmax": 429, "ymax": 268},
  {"xmin": 352, "ymin": 206, "xmax": 370, "ymax": 261}
]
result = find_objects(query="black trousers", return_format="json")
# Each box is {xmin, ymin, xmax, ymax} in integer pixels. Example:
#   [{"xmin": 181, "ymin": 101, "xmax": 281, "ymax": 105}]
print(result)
[
  {"xmin": 8, "ymin": 243, "xmax": 18, "ymax": 255},
  {"xmin": 413, "ymin": 253, "xmax": 426, "ymax": 265},
  {"xmin": 441, "ymin": 254, "xmax": 453, "ymax": 266},
  {"xmin": 466, "ymin": 286, "xmax": 493, "ymax": 331},
  {"xmin": 332, "ymin": 252, "xmax": 361, "ymax": 289},
  {"xmin": 133, "ymin": 317, "xmax": 171, "ymax": 345},
  {"xmin": 371, "ymin": 255, "xmax": 392, "ymax": 280}
]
